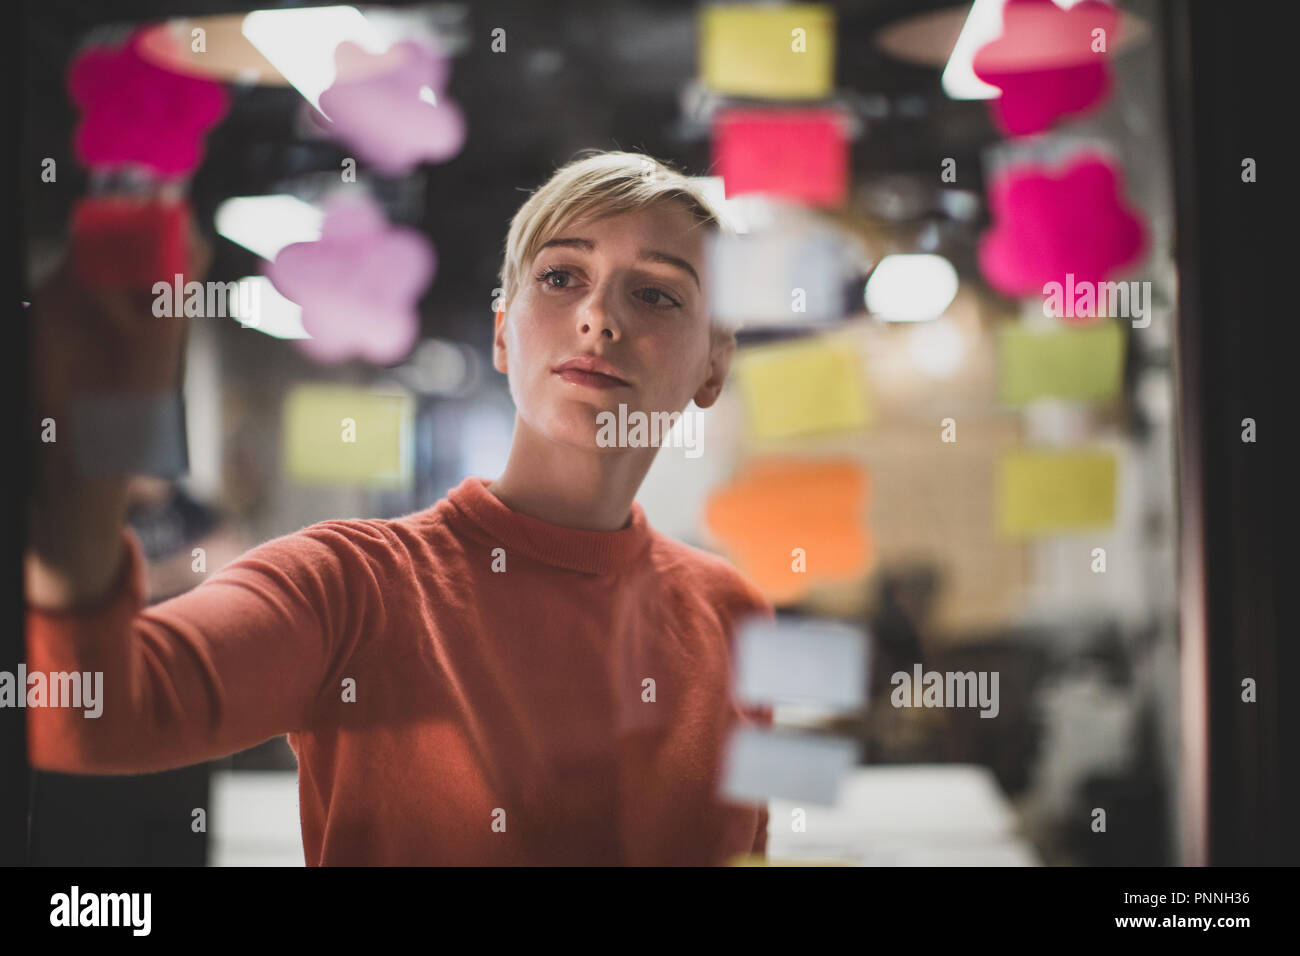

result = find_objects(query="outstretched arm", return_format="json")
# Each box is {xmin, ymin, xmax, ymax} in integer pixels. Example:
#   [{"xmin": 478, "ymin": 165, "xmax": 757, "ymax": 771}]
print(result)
[{"xmin": 26, "ymin": 520, "xmax": 387, "ymax": 775}]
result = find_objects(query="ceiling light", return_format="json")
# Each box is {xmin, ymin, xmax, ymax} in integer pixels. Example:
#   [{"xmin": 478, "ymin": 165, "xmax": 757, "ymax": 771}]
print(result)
[
  {"xmin": 214, "ymin": 195, "xmax": 323, "ymax": 261},
  {"xmin": 865, "ymin": 254, "xmax": 959, "ymax": 322},
  {"xmin": 241, "ymin": 6, "xmax": 386, "ymax": 115}
]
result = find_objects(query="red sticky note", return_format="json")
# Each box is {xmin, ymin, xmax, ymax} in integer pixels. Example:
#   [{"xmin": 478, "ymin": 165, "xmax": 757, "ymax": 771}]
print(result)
[
  {"xmin": 71, "ymin": 196, "xmax": 192, "ymax": 291},
  {"xmin": 713, "ymin": 109, "xmax": 849, "ymax": 208}
]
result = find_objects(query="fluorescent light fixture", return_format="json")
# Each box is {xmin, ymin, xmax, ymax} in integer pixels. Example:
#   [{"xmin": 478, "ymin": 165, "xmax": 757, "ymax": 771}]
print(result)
[
  {"xmin": 229, "ymin": 276, "xmax": 312, "ymax": 339},
  {"xmin": 241, "ymin": 6, "xmax": 386, "ymax": 115},
  {"xmin": 941, "ymin": 0, "xmax": 1007, "ymax": 100},
  {"xmin": 214, "ymin": 195, "xmax": 324, "ymax": 261},
  {"xmin": 865, "ymin": 254, "xmax": 959, "ymax": 322},
  {"xmin": 941, "ymin": 0, "xmax": 1100, "ymax": 100}
]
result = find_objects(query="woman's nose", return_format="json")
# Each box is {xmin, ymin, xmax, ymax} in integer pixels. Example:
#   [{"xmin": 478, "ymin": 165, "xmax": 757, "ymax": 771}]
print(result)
[{"xmin": 577, "ymin": 288, "xmax": 622, "ymax": 341}]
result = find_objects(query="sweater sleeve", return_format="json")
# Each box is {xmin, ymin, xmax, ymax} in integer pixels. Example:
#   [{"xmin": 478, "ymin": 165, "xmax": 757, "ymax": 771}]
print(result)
[{"xmin": 25, "ymin": 520, "xmax": 387, "ymax": 775}]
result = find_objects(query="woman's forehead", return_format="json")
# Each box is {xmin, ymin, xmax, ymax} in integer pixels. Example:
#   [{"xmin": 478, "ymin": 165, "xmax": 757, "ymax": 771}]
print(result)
[{"xmin": 543, "ymin": 203, "xmax": 704, "ymax": 256}]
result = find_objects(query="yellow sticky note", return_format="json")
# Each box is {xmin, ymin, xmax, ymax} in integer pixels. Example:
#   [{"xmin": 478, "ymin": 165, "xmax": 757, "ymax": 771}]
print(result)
[
  {"xmin": 283, "ymin": 385, "xmax": 413, "ymax": 488},
  {"xmin": 700, "ymin": 4, "xmax": 835, "ymax": 100},
  {"xmin": 997, "ymin": 450, "xmax": 1116, "ymax": 536},
  {"xmin": 998, "ymin": 321, "xmax": 1125, "ymax": 405},
  {"xmin": 734, "ymin": 337, "xmax": 871, "ymax": 441}
]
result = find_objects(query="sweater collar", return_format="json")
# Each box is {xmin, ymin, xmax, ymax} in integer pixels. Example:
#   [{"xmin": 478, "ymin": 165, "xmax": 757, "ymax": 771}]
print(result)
[{"xmin": 444, "ymin": 476, "xmax": 652, "ymax": 575}]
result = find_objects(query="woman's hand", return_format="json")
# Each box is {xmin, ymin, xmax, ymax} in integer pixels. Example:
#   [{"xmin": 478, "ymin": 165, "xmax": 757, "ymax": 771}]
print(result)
[
  {"xmin": 26, "ymin": 222, "xmax": 213, "ymax": 609},
  {"xmin": 30, "ymin": 225, "xmax": 212, "ymax": 439}
]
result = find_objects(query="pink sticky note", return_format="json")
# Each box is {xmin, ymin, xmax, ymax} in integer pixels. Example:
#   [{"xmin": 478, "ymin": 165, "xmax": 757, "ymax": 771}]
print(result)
[
  {"xmin": 713, "ymin": 109, "xmax": 849, "ymax": 208},
  {"xmin": 68, "ymin": 28, "xmax": 229, "ymax": 177},
  {"xmin": 973, "ymin": 0, "xmax": 1119, "ymax": 136},
  {"xmin": 318, "ymin": 40, "xmax": 467, "ymax": 175},
  {"xmin": 978, "ymin": 152, "xmax": 1146, "ymax": 305},
  {"xmin": 266, "ymin": 193, "xmax": 434, "ymax": 365}
]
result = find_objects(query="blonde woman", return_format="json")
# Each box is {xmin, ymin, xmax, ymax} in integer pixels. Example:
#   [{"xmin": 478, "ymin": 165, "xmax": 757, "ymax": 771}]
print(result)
[{"xmin": 26, "ymin": 150, "xmax": 773, "ymax": 866}]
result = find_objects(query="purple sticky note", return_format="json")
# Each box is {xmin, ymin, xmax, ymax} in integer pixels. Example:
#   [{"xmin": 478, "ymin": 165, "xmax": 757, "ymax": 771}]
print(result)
[
  {"xmin": 266, "ymin": 193, "xmax": 434, "ymax": 365},
  {"xmin": 319, "ymin": 40, "xmax": 467, "ymax": 175}
]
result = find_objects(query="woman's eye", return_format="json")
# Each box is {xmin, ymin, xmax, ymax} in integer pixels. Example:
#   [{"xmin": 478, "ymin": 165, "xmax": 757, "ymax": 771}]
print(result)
[
  {"xmin": 538, "ymin": 268, "xmax": 571, "ymax": 289},
  {"xmin": 637, "ymin": 287, "xmax": 681, "ymax": 309}
]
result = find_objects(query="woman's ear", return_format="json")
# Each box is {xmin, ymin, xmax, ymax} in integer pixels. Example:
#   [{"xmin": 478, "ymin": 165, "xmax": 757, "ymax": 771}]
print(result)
[
  {"xmin": 492, "ymin": 308, "xmax": 508, "ymax": 374},
  {"xmin": 692, "ymin": 328, "xmax": 736, "ymax": 410}
]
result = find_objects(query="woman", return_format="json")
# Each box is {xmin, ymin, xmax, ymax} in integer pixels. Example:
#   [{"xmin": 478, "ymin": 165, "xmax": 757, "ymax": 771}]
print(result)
[{"xmin": 25, "ymin": 150, "xmax": 773, "ymax": 865}]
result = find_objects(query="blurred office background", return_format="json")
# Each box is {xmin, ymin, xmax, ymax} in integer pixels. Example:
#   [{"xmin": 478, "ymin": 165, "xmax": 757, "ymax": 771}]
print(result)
[{"xmin": 19, "ymin": 0, "xmax": 1207, "ymax": 866}]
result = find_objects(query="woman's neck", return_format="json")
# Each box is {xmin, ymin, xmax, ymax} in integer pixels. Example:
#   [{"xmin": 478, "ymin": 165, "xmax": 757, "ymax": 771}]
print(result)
[{"xmin": 486, "ymin": 416, "xmax": 655, "ymax": 531}]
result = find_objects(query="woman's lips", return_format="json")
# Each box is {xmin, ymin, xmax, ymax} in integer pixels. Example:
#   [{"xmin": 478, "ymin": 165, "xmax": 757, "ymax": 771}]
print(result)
[{"xmin": 555, "ymin": 369, "xmax": 630, "ymax": 389}]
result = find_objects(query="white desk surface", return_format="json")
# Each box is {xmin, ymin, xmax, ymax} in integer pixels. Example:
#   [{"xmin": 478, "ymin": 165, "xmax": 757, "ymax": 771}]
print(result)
[
  {"xmin": 766, "ymin": 764, "xmax": 1042, "ymax": 866},
  {"xmin": 209, "ymin": 764, "xmax": 1042, "ymax": 866}
]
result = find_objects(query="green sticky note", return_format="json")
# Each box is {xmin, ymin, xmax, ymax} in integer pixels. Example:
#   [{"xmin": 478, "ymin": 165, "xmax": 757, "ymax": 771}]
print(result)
[
  {"xmin": 998, "ymin": 321, "xmax": 1125, "ymax": 405},
  {"xmin": 283, "ymin": 385, "xmax": 413, "ymax": 488},
  {"xmin": 997, "ymin": 450, "xmax": 1116, "ymax": 537}
]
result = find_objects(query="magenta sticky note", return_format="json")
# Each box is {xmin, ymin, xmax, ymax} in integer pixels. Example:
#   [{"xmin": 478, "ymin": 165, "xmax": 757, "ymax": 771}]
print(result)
[
  {"xmin": 973, "ymin": 0, "xmax": 1119, "ymax": 136},
  {"xmin": 266, "ymin": 193, "xmax": 434, "ymax": 365},
  {"xmin": 68, "ymin": 28, "xmax": 229, "ymax": 177},
  {"xmin": 978, "ymin": 152, "xmax": 1146, "ymax": 306},
  {"xmin": 318, "ymin": 40, "xmax": 467, "ymax": 176},
  {"xmin": 713, "ymin": 109, "xmax": 849, "ymax": 208}
]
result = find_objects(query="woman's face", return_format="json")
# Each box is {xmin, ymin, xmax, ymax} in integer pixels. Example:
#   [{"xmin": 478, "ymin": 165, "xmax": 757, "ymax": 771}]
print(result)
[{"xmin": 493, "ymin": 201, "xmax": 732, "ymax": 452}]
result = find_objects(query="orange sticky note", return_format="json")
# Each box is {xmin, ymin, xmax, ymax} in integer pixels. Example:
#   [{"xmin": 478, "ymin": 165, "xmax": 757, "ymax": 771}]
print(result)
[{"xmin": 705, "ymin": 459, "xmax": 870, "ymax": 604}]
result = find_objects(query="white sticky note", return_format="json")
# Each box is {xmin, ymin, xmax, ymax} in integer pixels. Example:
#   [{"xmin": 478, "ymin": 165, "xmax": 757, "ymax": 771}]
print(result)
[
  {"xmin": 706, "ymin": 225, "xmax": 854, "ymax": 328},
  {"xmin": 71, "ymin": 392, "xmax": 188, "ymax": 478},
  {"xmin": 735, "ymin": 617, "xmax": 868, "ymax": 709},
  {"xmin": 721, "ymin": 727, "xmax": 857, "ymax": 806}
]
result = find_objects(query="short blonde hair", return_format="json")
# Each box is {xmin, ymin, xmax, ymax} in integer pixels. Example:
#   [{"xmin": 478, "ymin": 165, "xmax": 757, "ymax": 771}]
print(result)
[{"xmin": 497, "ymin": 149, "xmax": 730, "ymax": 316}]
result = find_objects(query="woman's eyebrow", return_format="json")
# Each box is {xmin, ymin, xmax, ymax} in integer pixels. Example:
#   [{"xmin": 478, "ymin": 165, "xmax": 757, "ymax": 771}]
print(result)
[
  {"xmin": 638, "ymin": 249, "xmax": 700, "ymax": 289},
  {"xmin": 538, "ymin": 237, "xmax": 594, "ymax": 253},
  {"xmin": 536, "ymin": 237, "xmax": 699, "ymax": 289}
]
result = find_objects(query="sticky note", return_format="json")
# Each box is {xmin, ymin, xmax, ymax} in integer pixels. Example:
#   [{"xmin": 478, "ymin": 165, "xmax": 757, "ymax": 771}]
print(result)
[
  {"xmin": 71, "ymin": 196, "xmax": 193, "ymax": 291},
  {"xmin": 979, "ymin": 154, "xmax": 1146, "ymax": 299},
  {"xmin": 283, "ymin": 385, "xmax": 413, "ymax": 488},
  {"xmin": 998, "ymin": 321, "xmax": 1125, "ymax": 404},
  {"xmin": 733, "ymin": 337, "xmax": 870, "ymax": 440},
  {"xmin": 704, "ymin": 459, "xmax": 870, "ymax": 604},
  {"xmin": 71, "ymin": 392, "xmax": 188, "ymax": 478},
  {"xmin": 269, "ymin": 193, "xmax": 432, "ymax": 366},
  {"xmin": 706, "ymin": 225, "xmax": 854, "ymax": 328},
  {"xmin": 69, "ymin": 28, "xmax": 230, "ymax": 176},
  {"xmin": 972, "ymin": 0, "xmax": 1120, "ymax": 136},
  {"xmin": 699, "ymin": 4, "xmax": 835, "ymax": 100},
  {"xmin": 721, "ymin": 727, "xmax": 856, "ymax": 806},
  {"xmin": 713, "ymin": 109, "xmax": 849, "ymax": 208},
  {"xmin": 735, "ymin": 617, "xmax": 867, "ymax": 709},
  {"xmin": 997, "ymin": 450, "xmax": 1116, "ymax": 536}
]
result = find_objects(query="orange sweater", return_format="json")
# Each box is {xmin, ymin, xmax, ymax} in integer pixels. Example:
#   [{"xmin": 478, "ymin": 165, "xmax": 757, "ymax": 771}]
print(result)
[{"xmin": 26, "ymin": 476, "xmax": 774, "ymax": 865}]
